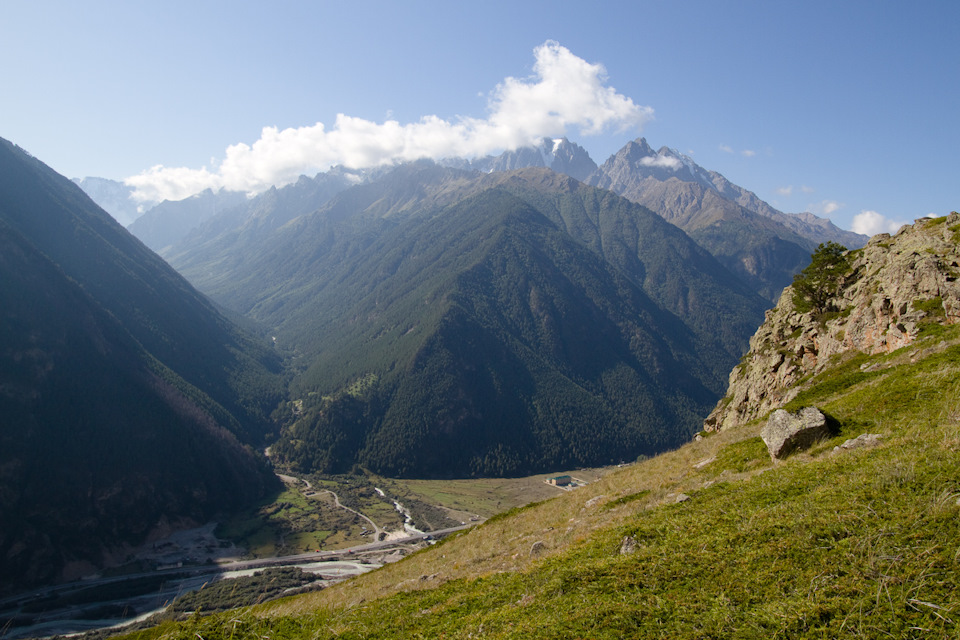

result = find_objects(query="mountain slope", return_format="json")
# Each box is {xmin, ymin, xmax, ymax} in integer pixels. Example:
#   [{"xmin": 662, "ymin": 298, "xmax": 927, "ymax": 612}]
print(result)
[
  {"xmin": 273, "ymin": 187, "xmax": 721, "ymax": 476},
  {"xmin": 0, "ymin": 139, "xmax": 283, "ymax": 593},
  {"xmin": 124, "ymin": 218, "xmax": 960, "ymax": 640},
  {"xmin": 0, "ymin": 221, "xmax": 275, "ymax": 593},
  {"xmin": 122, "ymin": 212, "xmax": 960, "ymax": 638},
  {"xmin": 705, "ymin": 212, "xmax": 960, "ymax": 431},
  {"xmin": 0, "ymin": 138, "xmax": 283, "ymax": 441}
]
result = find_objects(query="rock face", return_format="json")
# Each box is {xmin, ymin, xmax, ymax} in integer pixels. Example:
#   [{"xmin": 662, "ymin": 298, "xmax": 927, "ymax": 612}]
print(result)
[
  {"xmin": 761, "ymin": 407, "xmax": 831, "ymax": 459},
  {"xmin": 705, "ymin": 212, "xmax": 960, "ymax": 431}
]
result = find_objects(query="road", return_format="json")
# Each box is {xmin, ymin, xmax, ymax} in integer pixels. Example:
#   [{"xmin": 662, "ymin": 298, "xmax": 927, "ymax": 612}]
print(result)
[{"xmin": 0, "ymin": 525, "xmax": 472, "ymax": 640}]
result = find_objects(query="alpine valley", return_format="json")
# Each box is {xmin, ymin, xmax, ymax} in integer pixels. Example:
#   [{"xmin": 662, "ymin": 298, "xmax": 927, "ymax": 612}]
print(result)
[{"xmin": 3, "ymin": 134, "xmax": 868, "ymax": 598}]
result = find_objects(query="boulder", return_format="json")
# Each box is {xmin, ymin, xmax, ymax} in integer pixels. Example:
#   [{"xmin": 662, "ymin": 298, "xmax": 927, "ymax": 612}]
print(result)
[{"xmin": 761, "ymin": 407, "xmax": 831, "ymax": 459}]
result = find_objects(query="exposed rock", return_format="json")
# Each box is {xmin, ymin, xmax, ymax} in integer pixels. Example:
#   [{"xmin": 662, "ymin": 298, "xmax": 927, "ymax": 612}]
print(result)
[
  {"xmin": 761, "ymin": 407, "xmax": 831, "ymax": 459},
  {"xmin": 584, "ymin": 495, "xmax": 607, "ymax": 509},
  {"xmin": 705, "ymin": 213, "xmax": 960, "ymax": 431},
  {"xmin": 530, "ymin": 541, "xmax": 546, "ymax": 557},
  {"xmin": 619, "ymin": 536, "xmax": 638, "ymax": 555},
  {"xmin": 674, "ymin": 493, "xmax": 691, "ymax": 503},
  {"xmin": 833, "ymin": 433, "xmax": 883, "ymax": 453},
  {"xmin": 693, "ymin": 456, "xmax": 716, "ymax": 469}
]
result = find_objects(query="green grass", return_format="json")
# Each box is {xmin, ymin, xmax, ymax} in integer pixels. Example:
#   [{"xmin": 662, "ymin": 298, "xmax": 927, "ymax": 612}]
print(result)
[
  {"xmin": 118, "ymin": 326, "xmax": 960, "ymax": 639},
  {"xmin": 700, "ymin": 436, "xmax": 771, "ymax": 474}
]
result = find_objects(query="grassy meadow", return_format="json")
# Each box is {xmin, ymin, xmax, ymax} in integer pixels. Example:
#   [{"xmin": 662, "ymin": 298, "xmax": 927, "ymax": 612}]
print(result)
[{"xmin": 120, "ymin": 324, "xmax": 960, "ymax": 638}]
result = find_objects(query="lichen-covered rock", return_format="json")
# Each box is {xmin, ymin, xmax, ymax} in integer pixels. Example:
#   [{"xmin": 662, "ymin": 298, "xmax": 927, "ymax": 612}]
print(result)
[
  {"xmin": 761, "ymin": 407, "xmax": 830, "ymax": 459},
  {"xmin": 705, "ymin": 213, "xmax": 960, "ymax": 431},
  {"xmin": 833, "ymin": 433, "xmax": 883, "ymax": 453},
  {"xmin": 619, "ymin": 536, "xmax": 638, "ymax": 555}
]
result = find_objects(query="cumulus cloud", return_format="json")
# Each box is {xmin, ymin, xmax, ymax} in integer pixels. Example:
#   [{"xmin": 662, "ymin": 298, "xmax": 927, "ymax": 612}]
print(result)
[
  {"xmin": 719, "ymin": 144, "xmax": 734, "ymax": 154},
  {"xmin": 809, "ymin": 200, "xmax": 843, "ymax": 216},
  {"xmin": 741, "ymin": 149, "xmax": 756, "ymax": 157},
  {"xmin": 126, "ymin": 41, "xmax": 653, "ymax": 203},
  {"xmin": 639, "ymin": 153, "xmax": 682, "ymax": 170},
  {"xmin": 775, "ymin": 185, "xmax": 793, "ymax": 197},
  {"xmin": 851, "ymin": 210, "xmax": 907, "ymax": 236}
]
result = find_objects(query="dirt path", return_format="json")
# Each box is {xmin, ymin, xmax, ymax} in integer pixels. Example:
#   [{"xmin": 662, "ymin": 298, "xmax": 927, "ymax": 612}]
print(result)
[
  {"xmin": 276, "ymin": 473, "xmax": 383, "ymax": 538},
  {"xmin": 319, "ymin": 488, "xmax": 383, "ymax": 538}
]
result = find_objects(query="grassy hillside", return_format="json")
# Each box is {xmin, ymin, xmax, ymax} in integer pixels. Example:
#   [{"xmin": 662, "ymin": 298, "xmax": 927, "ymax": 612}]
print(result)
[{"xmin": 117, "ymin": 316, "xmax": 960, "ymax": 637}]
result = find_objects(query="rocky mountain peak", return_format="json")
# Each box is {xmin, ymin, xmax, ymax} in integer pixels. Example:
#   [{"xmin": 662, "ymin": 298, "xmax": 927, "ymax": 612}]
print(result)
[
  {"xmin": 704, "ymin": 212, "xmax": 960, "ymax": 431},
  {"xmin": 445, "ymin": 137, "xmax": 597, "ymax": 182}
]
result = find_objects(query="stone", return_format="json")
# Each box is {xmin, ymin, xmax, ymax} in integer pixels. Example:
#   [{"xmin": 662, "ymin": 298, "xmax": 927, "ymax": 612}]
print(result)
[
  {"xmin": 584, "ymin": 495, "xmax": 606, "ymax": 509},
  {"xmin": 530, "ymin": 541, "xmax": 546, "ymax": 557},
  {"xmin": 833, "ymin": 433, "xmax": 883, "ymax": 453},
  {"xmin": 761, "ymin": 407, "xmax": 831, "ymax": 459},
  {"xmin": 619, "ymin": 535, "xmax": 638, "ymax": 555}
]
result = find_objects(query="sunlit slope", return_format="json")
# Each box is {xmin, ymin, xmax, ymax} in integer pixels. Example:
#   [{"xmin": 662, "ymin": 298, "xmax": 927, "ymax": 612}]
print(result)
[{"xmin": 124, "ymin": 268, "xmax": 960, "ymax": 637}]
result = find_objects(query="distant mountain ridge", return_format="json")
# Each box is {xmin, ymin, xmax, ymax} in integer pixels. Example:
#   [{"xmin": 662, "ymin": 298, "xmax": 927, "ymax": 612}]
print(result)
[
  {"xmin": 70, "ymin": 176, "xmax": 147, "ymax": 226},
  {"xmin": 100, "ymin": 136, "xmax": 866, "ymax": 304},
  {"xmin": 441, "ymin": 137, "xmax": 598, "ymax": 181},
  {"xmin": 585, "ymin": 138, "xmax": 867, "ymax": 300}
]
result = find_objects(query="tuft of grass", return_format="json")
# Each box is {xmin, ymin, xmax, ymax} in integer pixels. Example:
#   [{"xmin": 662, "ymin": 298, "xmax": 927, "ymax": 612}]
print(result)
[{"xmin": 701, "ymin": 436, "xmax": 771, "ymax": 473}]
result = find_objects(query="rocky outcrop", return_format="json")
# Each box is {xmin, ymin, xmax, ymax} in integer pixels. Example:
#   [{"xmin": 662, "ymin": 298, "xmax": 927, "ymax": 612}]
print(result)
[
  {"xmin": 705, "ymin": 212, "xmax": 960, "ymax": 431},
  {"xmin": 760, "ymin": 407, "xmax": 831, "ymax": 459}
]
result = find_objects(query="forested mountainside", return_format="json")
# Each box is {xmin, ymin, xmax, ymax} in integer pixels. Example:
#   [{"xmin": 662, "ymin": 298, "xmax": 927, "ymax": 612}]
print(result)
[
  {"xmin": 163, "ymin": 162, "xmax": 768, "ymax": 477},
  {"xmin": 0, "ymin": 138, "xmax": 282, "ymax": 594}
]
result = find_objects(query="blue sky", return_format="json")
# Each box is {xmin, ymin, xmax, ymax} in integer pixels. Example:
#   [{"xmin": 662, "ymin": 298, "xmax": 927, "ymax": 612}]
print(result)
[{"xmin": 3, "ymin": 0, "xmax": 957, "ymax": 233}]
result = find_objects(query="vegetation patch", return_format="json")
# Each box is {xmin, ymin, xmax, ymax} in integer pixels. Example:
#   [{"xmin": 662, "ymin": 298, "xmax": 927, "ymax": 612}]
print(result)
[
  {"xmin": 913, "ymin": 295, "xmax": 945, "ymax": 317},
  {"xmin": 602, "ymin": 489, "xmax": 651, "ymax": 510},
  {"xmin": 167, "ymin": 568, "xmax": 321, "ymax": 614},
  {"xmin": 701, "ymin": 437, "xmax": 771, "ymax": 474}
]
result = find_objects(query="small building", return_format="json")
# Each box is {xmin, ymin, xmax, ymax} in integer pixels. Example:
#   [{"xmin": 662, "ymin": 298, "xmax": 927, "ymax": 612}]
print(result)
[{"xmin": 547, "ymin": 475, "xmax": 572, "ymax": 487}]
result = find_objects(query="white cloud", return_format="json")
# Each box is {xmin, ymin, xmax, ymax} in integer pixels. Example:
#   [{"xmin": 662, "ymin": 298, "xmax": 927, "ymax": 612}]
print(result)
[
  {"xmin": 719, "ymin": 144, "xmax": 734, "ymax": 154},
  {"xmin": 809, "ymin": 200, "xmax": 843, "ymax": 216},
  {"xmin": 851, "ymin": 210, "xmax": 907, "ymax": 236},
  {"xmin": 801, "ymin": 185, "xmax": 815, "ymax": 194},
  {"xmin": 125, "ymin": 41, "xmax": 653, "ymax": 202},
  {"xmin": 741, "ymin": 149, "xmax": 756, "ymax": 157},
  {"xmin": 776, "ymin": 185, "xmax": 793, "ymax": 197},
  {"xmin": 639, "ymin": 154, "xmax": 682, "ymax": 170}
]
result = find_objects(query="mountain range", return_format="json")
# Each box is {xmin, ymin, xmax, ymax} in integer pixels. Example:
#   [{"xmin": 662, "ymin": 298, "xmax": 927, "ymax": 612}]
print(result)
[
  {"xmin": 69, "ymin": 136, "xmax": 867, "ymax": 481},
  {"xmin": 3, "ymin": 132, "xmax": 869, "ymax": 593},
  {"xmin": 89, "ymin": 137, "xmax": 865, "ymax": 303}
]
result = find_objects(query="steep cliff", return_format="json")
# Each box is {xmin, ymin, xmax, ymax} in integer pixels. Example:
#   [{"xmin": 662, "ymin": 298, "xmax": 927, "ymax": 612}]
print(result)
[{"xmin": 705, "ymin": 212, "xmax": 960, "ymax": 431}]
